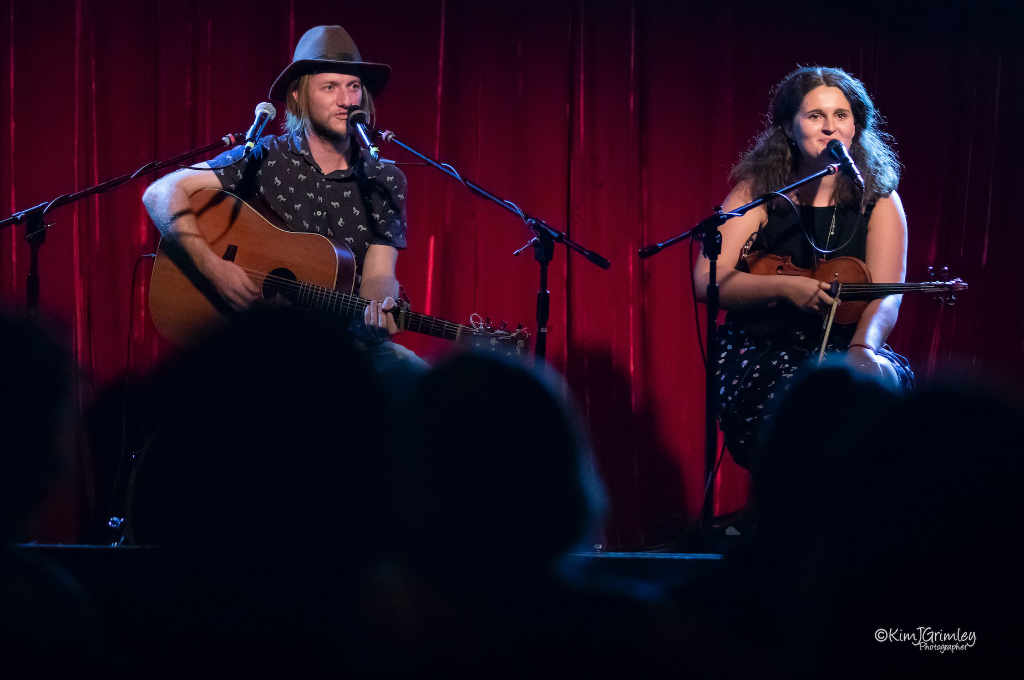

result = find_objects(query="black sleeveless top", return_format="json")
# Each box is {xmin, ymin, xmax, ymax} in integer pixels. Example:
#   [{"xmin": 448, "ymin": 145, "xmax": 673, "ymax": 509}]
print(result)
[
  {"xmin": 726, "ymin": 203, "xmax": 872, "ymax": 337},
  {"xmin": 748, "ymin": 203, "xmax": 870, "ymax": 267}
]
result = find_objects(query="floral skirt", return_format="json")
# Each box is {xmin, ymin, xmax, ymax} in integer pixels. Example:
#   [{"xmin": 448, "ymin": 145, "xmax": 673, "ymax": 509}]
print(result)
[{"xmin": 715, "ymin": 320, "xmax": 913, "ymax": 469}]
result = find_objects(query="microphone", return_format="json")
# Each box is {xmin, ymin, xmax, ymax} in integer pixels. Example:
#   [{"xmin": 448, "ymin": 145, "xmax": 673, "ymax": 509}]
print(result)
[
  {"xmin": 348, "ymin": 109, "xmax": 380, "ymax": 162},
  {"xmin": 826, "ymin": 139, "xmax": 865, "ymax": 192},
  {"xmin": 243, "ymin": 102, "xmax": 277, "ymax": 157}
]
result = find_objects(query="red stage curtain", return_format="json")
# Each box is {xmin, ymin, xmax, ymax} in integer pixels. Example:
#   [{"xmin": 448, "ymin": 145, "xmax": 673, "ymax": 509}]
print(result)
[{"xmin": 2, "ymin": 0, "xmax": 1020, "ymax": 547}]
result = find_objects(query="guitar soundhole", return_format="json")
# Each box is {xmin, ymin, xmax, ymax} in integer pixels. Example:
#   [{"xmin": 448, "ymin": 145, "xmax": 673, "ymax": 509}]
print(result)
[{"xmin": 262, "ymin": 268, "xmax": 300, "ymax": 305}]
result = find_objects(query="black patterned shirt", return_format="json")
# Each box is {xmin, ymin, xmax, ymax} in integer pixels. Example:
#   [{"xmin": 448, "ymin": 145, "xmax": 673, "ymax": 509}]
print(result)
[{"xmin": 208, "ymin": 131, "xmax": 408, "ymax": 281}]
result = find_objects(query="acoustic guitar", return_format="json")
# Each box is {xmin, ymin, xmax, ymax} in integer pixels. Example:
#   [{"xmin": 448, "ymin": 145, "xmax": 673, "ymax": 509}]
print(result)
[{"xmin": 149, "ymin": 188, "xmax": 529, "ymax": 353}]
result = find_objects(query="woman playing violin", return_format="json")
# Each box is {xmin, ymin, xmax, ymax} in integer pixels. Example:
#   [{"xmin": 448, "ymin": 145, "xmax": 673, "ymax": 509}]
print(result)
[{"xmin": 694, "ymin": 66, "xmax": 914, "ymax": 468}]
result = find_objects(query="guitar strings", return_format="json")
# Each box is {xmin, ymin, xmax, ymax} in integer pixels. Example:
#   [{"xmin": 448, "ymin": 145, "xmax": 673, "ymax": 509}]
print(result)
[
  {"xmin": 231, "ymin": 264, "xmax": 475, "ymax": 337},
  {"xmin": 247, "ymin": 268, "xmax": 469, "ymax": 336},
  {"xmin": 241, "ymin": 267, "xmax": 463, "ymax": 332}
]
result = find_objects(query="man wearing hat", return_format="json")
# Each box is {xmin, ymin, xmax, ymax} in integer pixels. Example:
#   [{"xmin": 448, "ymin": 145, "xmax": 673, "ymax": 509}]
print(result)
[{"xmin": 143, "ymin": 25, "xmax": 412, "ymax": 344}]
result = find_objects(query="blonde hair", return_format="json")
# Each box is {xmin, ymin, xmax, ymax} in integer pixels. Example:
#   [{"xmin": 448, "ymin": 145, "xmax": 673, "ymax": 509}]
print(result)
[{"xmin": 283, "ymin": 73, "xmax": 376, "ymax": 137}]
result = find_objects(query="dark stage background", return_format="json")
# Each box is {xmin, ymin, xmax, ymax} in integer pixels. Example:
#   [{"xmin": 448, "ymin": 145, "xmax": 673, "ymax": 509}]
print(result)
[{"xmin": 2, "ymin": 0, "xmax": 1020, "ymax": 547}]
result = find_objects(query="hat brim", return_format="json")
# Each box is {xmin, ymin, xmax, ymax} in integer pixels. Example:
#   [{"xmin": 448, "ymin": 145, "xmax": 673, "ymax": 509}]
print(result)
[{"xmin": 269, "ymin": 59, "xmax": 391, "ymax": 102}]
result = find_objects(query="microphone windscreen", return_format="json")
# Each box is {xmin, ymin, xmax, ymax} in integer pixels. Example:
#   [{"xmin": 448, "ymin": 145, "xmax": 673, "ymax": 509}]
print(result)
[
  {"xmin": 826, "ymin": 139, "xmax": 846, "ymax": 160},
  {"xmin": 348, "ymin": 109, "xmax": 371, "ymax": 129},
  {"xmin": 254, "ymin": 101, "xmax": 277, "ymax": 120}
]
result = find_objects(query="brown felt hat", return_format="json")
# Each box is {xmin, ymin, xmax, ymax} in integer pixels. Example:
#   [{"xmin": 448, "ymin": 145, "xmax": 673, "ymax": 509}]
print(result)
[{"xmin": 268, "ymin": 25, "xmax": 391, "ymax": 102}]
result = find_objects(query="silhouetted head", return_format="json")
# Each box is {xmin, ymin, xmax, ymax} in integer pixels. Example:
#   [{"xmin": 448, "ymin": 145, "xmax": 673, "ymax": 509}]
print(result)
[
  {"xmin": 751, "ymin": 371, "xmax": 1020, "ymax": 673},
  {"xmin": 132, "ymin": 306, "xmax": 389, "ymax": 561},
  {"xmin": 752, "ymin": 359, "xmax": 901, "ymax": 550},
  {"xmin": 394, "ymin": 352, "xmax": 606, "ymax": 576},
  {"xmin": 830, "ymin": 378, "xmax": 1021, "ymax": 609},
  {"xmin": 0, "ymin": 312, "xmax": 76, "ymax": 542}
]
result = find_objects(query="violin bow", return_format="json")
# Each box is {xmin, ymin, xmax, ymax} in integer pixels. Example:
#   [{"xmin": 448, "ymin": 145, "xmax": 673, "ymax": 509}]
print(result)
[{"xmin": 817, "ymin": 278, "xmax": 842, "ymax": 363}]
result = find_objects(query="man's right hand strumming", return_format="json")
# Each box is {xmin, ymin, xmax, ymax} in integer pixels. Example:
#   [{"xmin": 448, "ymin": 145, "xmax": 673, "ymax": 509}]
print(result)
[
  {"xmin": 201, "ymin": 256, "xmax": 260, "ymax": 311},
  {"xmin": 143, "ymin": 164, "xmax": 261, "ymax": 311}
]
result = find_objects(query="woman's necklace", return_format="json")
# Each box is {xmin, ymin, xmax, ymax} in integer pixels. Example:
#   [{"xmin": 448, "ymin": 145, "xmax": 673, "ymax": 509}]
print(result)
[
  {"xmin": 798, "ymin": 194, "xmax": 857, "ymax": 258},
  {"xmin": 822, "ymin": 203, "xmax": 839, "ymax": 257}
]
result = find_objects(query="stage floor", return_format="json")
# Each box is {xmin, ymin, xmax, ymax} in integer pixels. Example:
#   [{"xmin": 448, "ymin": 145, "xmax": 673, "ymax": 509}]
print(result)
[{"xmin": 19, "ymin": 543, "xmax": 726, "ymax": 589}]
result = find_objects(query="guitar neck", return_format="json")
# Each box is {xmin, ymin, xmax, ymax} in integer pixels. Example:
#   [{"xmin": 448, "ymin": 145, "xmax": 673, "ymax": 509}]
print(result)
[
  {"xmin": 399, "ymin": 308, "xmax": 475, "ymax": 342},
  {"xmin": 301, "ymin": 284, "xmax": 473, "ymax": 342}
]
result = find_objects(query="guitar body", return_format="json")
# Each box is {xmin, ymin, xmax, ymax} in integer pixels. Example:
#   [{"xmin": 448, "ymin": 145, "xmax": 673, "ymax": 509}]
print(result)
[
  {"xmin": 150, "ymin": 188, "xmax": 530, "ymax": 352},
  {"xmin": 149, "ymin": 188, "xmax": 356, "ymax": 346}
]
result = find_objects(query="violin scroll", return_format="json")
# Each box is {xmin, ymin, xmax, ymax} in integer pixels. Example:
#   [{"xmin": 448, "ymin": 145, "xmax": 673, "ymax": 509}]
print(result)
[{"xmin": 927, "ymin": 265, "xmax": 968, "ymax": 307}]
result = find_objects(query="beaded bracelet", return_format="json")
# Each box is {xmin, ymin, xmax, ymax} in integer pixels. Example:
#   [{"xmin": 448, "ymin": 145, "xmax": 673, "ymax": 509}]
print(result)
[{"xmin": 848, "ymin": 342, "xmax": 877, "ymax": 353}]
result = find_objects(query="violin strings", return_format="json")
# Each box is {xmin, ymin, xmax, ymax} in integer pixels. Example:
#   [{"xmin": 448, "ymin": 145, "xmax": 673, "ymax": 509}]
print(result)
[
  {"xmin": 840, "ymin": 283, "xmax": 954, "ymax": 292},
  {"xmin": 838, "ymin": 283, "xmax": 958, "ymax": 298}
]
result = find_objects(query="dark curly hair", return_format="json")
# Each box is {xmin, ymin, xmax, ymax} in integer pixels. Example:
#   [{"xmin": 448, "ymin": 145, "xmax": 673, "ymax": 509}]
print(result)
[{"xmin": 731, "ymin": 66, "xmax": 900, "ymax": 211}]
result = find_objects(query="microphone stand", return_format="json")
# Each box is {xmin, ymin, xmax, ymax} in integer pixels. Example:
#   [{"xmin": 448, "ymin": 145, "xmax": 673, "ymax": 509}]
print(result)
[
  {"xmin": 638, "ymin": 163, "xmax": 841, "ymax": 541},
  {"xmin": 375, "ymin": 129, "xmax": 610, "ymax": 361},
  {"xmin": 0, "ymin": 132, "xmax": 244, "ymax": 316}
]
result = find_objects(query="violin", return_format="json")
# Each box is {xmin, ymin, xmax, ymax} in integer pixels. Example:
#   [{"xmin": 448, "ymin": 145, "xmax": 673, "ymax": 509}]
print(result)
[
  {"xmin": 743, "ymin": 252, "xmax": 967, "ymax": 326},
  {"xmin": 744, "ymin": 252, "xmax": 968, "ymax": 362}
]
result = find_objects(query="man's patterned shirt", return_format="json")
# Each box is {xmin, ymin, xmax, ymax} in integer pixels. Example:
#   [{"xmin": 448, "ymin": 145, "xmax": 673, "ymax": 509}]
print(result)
[{"xmin": 208, "ymin": 131, "xmax": 408, "ymax": 280}]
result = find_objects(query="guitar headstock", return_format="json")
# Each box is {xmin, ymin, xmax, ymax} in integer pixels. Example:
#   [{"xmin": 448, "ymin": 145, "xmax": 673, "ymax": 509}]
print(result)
[
  {"xmin": 927, "ymin": 265, "xmax": 969, "ymax": 306},
  {"xmin": 467, "ymin": 313, "xmax": 531, "ymax": 356}
]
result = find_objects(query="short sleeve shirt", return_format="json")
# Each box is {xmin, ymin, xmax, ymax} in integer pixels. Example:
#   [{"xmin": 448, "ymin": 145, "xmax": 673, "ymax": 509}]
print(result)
[{"xmin": 207, "ymin": 131, "xmax": 408, "ymax": 279}]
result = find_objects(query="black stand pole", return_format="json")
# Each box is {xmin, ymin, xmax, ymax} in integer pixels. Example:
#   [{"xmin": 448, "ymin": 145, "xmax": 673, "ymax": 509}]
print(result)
[
  {"xmin": 0, "ymin": 132, "xmax": 244, "ymax": 315},
  {"xmin": 375, "ymin": 129, "xmax": 610, "ymax": 361},
  {"xmin": 24, "ymin": 213, "xmax": 45, "ymax": 318},
  {"xmin": 700, "ymin": 215, "xmax": 722, "ymax": 533},
  {"xmin": 638, "ymin": 163, "xmax": 841, "ymax": 539},
  {"xmin": 530, "ymin": 223, "xmax": 555, "ymax": 359}
]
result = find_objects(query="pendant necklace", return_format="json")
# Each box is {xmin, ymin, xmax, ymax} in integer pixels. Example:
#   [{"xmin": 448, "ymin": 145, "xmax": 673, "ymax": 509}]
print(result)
[{"xmin": 822, "ymin": 203, "xmax": 839, "ymax": 258}]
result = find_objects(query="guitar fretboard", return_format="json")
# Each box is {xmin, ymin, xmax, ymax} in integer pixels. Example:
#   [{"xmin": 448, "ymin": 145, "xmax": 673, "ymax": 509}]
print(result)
[{"xmin": 277, "ymin": 277, "xmax": 475, "ymax": 342}]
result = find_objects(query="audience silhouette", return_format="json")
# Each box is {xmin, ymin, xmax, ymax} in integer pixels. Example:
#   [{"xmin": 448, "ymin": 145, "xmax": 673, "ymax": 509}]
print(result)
[
  {"xmin": 4, "ymin": 305, "xmax": 1015, "ymax": 676},
  {"xmin": 120, "ymin": 306, "xmax": 393, "ymax": 672},
  {"xmin": 682, "ymin": 359, "xmax": 1016, "ymax": 677},
  {"xmin": 0, "ymin": 312, "xmax": 103, "ymax": 671},
  {"xmin": 385, "ymin": 351, "xmax": 687, "ymax": 675}
]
